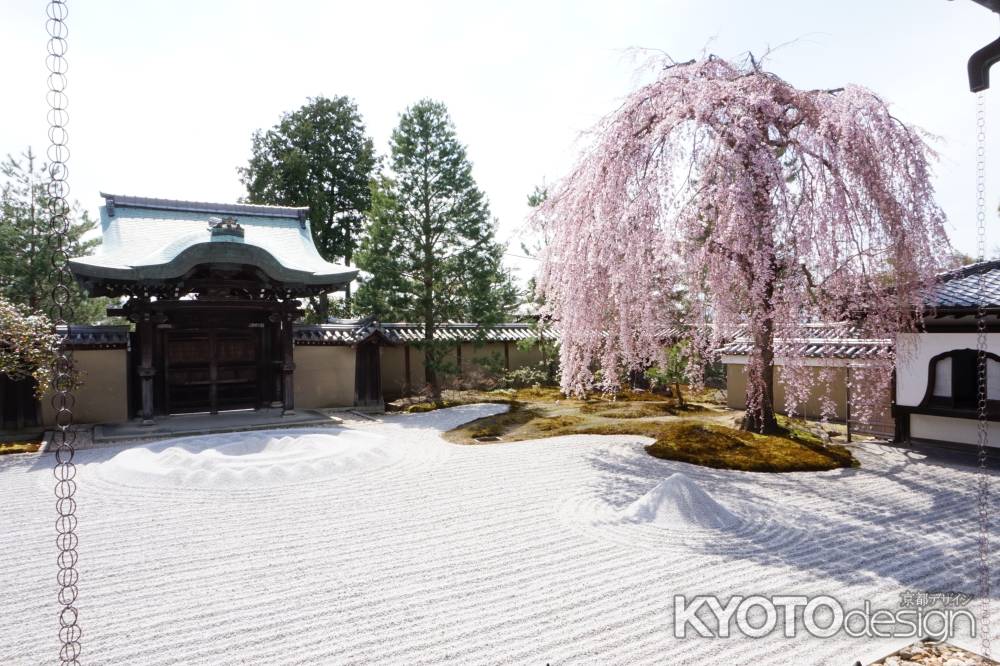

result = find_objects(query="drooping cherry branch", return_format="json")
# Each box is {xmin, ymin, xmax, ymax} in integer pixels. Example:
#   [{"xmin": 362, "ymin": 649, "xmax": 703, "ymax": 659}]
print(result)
[{"xmin": 536, "ymin": 56, "xmax": 949, "ymax": 432}]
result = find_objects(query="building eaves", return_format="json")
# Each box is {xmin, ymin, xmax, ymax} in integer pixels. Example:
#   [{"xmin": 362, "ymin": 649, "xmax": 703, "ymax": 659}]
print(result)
[{"xmin": 100, "ymin": 192, "xmax": 308, "ymax": 220}]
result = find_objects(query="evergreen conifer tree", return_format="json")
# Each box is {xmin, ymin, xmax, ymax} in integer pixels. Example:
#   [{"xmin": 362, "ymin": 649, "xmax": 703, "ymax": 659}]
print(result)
[
  {"xmin": 240, "ymin": 96, "xmax": 376, "ymax": 319},
  {"xmin": 356, "ymin": 100, "xmax": 517, "ymax": 400},
  {"xmin": 0, "ymin": 149, "xmax": 107, "ymax": 323}
]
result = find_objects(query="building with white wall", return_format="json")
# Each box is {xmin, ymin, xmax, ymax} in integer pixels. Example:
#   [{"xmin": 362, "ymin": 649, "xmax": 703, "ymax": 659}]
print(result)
[
  {"xmin": 719, "ymin": 323, "xmax": 893, "ymax": 437},
  {"xmin": 893, "ymin": 261, "xmax": 1000, "ymax": 449}
]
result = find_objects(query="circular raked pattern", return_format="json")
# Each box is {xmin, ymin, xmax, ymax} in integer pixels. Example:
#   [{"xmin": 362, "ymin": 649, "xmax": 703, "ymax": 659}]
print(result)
[
  {"xmin": 94, "ymin": 427, "xmax": 430, "ymax": 489},
  {"xmin": 557, "ymin": 443, "xmax": 811, "ymax": 554}
]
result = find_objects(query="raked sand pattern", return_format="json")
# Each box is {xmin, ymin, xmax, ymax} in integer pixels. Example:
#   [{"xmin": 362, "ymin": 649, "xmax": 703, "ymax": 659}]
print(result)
[{"xmin": 1, "ymin": 403, "xmax": 998, "ymax": 665}]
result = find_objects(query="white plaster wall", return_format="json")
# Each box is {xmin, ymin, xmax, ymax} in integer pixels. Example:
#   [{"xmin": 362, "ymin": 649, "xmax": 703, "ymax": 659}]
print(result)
[
  {"xmin": 895, "ymin": 332, "xmax": 1000, "ymax": 407},
  {"xmin": 295, "ymin": 346, "xmax": 356, "ymax": 408},
  {"xmin": 910, "ymin": 413, "xmax": 997, "ymax": 446},
  {"xmin": 40, "ymin": 349, "xmax": 129, "ymax": 425},
  {"xmin": 721, "ymin": 355, "xmax": 849, "ymax": 368}
]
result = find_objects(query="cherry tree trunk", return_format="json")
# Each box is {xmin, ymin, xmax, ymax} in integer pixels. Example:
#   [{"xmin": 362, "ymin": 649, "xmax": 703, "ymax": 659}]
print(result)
[{"xmin": 741, "ymin": 315, "xmax": 780, "ymax": 434}]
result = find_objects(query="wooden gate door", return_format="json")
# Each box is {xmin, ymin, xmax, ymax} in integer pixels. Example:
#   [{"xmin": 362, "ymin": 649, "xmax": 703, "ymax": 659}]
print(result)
[
  {"xmin": 0, "ymin": 375, "xmax": 40, "ymax": 430},
  {"xmin": 354, "ymin": 342, "xmax": 383, "ymax": 408},
  {"xmin": 165, "ymin": 329, "xmax": 260, "ymax": 414}
]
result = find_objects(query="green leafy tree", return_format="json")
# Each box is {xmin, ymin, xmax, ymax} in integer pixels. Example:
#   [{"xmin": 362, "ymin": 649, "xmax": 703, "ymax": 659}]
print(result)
[
  {"xmin": 645, "ymin": 343, "xmax": 689, "ymax": 407},
  {"xmin": 515, "ymin": 326, "xmax": 559, "ymax": 385},
  {"xmin": 355, "ymin": 99, "xmax": 518, "ymax": 400},
  {"xmin": 0, "ymin": 148, "xmax": 107, "ymax": 323},
  {"xmin": 239, "ymin": 96, "xmax": 376, "ymax": 320},
  {"xmin": 519, "ymin": 184, "xmax": 551, "ymax": 304},
  {"xmin": 514, "ymin": 184, "xmax": 560, "ymax": 384}
]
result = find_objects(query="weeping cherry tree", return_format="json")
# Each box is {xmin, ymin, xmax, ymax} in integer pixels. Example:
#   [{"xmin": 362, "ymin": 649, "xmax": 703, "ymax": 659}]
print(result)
[{"xmin": 536, "ymin": 56, "xmax": 950, "ymax": 433}]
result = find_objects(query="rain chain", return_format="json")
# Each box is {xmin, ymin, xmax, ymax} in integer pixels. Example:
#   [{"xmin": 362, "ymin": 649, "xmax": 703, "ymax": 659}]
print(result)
[
  {"xmin": 974, "ymin": 91, "xmax": 992, "ymax": 659},
  {"xmin": 46, "ymin": 1, "xmax": 82, "ymax": 664}
]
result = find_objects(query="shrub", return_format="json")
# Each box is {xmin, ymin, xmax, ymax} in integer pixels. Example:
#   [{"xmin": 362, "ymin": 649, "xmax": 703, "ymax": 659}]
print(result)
[
  {"xmin": 445, "ymin": 365, "xmax": 500, "ymax": 391},
  {"xmin": 473, "ymin": 352, "xmax": 507, "ymax": 377},
  {"xmin": 499, "ymin": 365, "xmax": 549, "ymax": 389},
  {"xmin": 0, "ymin": 296, "xmax": 64, "ymax": 396}
]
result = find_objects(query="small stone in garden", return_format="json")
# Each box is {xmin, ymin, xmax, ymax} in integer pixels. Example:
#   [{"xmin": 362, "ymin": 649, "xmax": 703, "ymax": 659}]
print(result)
[{"xmin": 868, "ymin": 640, "xmax": 998, "ymax": 666}]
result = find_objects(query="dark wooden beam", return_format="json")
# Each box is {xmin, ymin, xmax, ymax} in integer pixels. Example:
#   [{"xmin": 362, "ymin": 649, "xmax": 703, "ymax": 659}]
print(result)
[
  {"xmin": 137, "ymin": 309, "xmax": 156, "ymax": 425},
  {"xmin": 281, "ymin": 311, "xmax": 296, "ymax": 415},
  {"xmin": 404, "ymin": 345, "xmax": 412, "ymax": 396}
]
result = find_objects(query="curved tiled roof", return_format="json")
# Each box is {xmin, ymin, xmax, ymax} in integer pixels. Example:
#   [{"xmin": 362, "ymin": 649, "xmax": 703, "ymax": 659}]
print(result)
[
  {"xmin": 717, "ymin": 337, "xmax": 890, "ymax": 360},
  {"xmin": 716, "ymin": 322, "xmax": 890, "ymax": 360},
  {"xmin": 57, "ymin": 322, "xmax": 553, "ymax": 349},
  {"xmin": 926, "ymin": 260, "xmax": 1000, "ymax": 310},
  {"xmin": 718, "ymin": 263, "xmax": 1000, "ymax": 359},
  {"xmin": 294, "ymin": 321, "xmax": 556, "ymax": 346},
  {"xmin": 70, "ymin": 194, "xmax": 357, "ymax": 293},
  {"xmin": 62, "ymin": 325, "xmax": 129, "ymax": 349}
]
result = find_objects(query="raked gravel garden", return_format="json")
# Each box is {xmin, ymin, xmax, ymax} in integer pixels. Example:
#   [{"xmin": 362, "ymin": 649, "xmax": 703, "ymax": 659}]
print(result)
[{"xmin": 2, "ymin": 403, "xmax": 998, "ymax": 665}]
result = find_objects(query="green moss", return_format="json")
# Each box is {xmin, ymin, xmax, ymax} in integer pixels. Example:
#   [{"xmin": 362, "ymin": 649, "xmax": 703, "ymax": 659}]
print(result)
[
  {"xmin": 533, "ymin": 414, "xmax": 587, "ymax": 431},
  {"xmin": 610, "ymin": 389, "xmax": 669, "ymax": 402},
  {"xmin": 578, "ymin": 400, "xmax": 706, "ymax": 419},
  {"xmin": 644, "ymin": 420, "xmax": 857, "ymax": 473},
  {"xmin": 405, "ymin": 400, "xmax": 461, "ymax": 413},
  {"xmin": 464, "ymin": 403, "xmax": 540, "ymax": 440},
  {"xmin": 512, "ymin": 386, "xmax": 566, "ymax": 402},
  {"xmin": 443, "ymin": 389, "xmax": 857, "ymax": 472},
  {"xmin": 0, "ymin": 441, "xmax": 41, "ymax": 455},
  {"xmin": 391, "ymin": 391, "xmax": 515, "ymax": 413}
]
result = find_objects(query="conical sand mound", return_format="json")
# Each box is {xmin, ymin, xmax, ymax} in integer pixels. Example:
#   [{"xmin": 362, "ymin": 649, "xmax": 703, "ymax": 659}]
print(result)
[{"xmin": 621, "ymin": 473, "xmax": 740, "ymax": 529}]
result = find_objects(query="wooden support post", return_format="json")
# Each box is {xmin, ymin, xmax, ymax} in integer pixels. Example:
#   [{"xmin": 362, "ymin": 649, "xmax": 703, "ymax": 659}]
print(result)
[
  {"xmin": 404, "ymin": 344, "xmax": 412, "ymax": 396},
  {"xmin": 268, "ymin": 312, "xmax": 283, "ymax": 409},
  {"xmin": 208, "ymin": 329, "xmax": 219, "ymax": 415},
  {"xmin": 137, "ymin": 314, "xmax": 156, "ymax": 425},
  {"xmin": 503, "ymin": 341, "xmax": 510, "ymax": 371},
  {"xmin": 281, "ymin": 315, "xmax": 295, "ymax": 415},
  {"xmin": 891, "ymin": 368, "xmax": 905, "ymax": 444},
  {"xmin": 845, "ymin": 365, "xmax": 852, "ymax": 443}
]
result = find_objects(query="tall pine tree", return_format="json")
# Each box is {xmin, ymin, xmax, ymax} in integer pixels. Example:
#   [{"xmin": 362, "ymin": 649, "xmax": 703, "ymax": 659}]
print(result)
[
  {"xmin": 355, "ymin": 100, "xmax": 517, "ymax": 400},
  {"xmin": 0, "ymin": 148, "xmax": 107, "ymax": 323},
  {"xmin": 239, "ymin": 96, "xmax": 376, "ymax": 320}
]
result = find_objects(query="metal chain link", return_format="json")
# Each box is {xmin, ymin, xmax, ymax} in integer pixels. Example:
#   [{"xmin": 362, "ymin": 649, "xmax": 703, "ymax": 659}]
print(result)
[
  {"xmin": 974, "ymin": 91, "xmax": 992, "ymax": 659},
  {"xmin": 46, "ymin": 1, "xmax": 82, "ymax": 664}
]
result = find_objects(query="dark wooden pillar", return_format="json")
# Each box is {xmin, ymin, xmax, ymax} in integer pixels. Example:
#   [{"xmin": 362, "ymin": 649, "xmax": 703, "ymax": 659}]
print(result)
[
  {"xmin": 267, "ymin": 311, "xmax": 283, "ymax": 409},
  {"xmin": 404, "ymin": 345, "xmax": 412, "ymax": 396},
  {"xmin": 891, "ymin": 369, "xmax": 906, "ymax": 443},
  {"xmin": 137, "ymin": 313, "xmax": 156, "ymax": 425},
  {"xmin": 503, "ymin": 341, "xmax": 510, "ymax": 371},
  {"xmin": 208, "ymin": 329, "xmax": 219, "ymax": 415},
  {"xmin": 845, "ymin": 365, "xmax": 851, "ymax": 443},
  {"xmin": 281, "ymin": 314, "xmax": 295, "ymax": 415}
]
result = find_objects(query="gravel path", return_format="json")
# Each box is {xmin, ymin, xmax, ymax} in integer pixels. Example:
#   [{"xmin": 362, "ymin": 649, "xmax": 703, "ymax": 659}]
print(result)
[{"xmin": 1, "ymin": 404, "xmax": 997, "ymax": 665}]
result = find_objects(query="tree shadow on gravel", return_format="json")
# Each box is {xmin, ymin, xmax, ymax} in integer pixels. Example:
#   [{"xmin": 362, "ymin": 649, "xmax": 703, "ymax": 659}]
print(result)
[{"xmin": 581, "ymin": 439, "xmax": 1000, "ymax": 594}]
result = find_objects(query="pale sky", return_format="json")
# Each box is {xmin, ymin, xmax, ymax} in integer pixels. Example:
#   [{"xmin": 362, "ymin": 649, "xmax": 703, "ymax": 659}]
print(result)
[{"xmin": 3, "ymin": 0, "xmax": 998, "ymax": 285}]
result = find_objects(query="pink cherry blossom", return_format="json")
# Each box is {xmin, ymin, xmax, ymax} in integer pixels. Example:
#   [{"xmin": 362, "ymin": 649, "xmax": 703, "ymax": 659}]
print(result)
[{"xmin": 536, "ymin": 56, "xmax": 949, "ymax": 432}]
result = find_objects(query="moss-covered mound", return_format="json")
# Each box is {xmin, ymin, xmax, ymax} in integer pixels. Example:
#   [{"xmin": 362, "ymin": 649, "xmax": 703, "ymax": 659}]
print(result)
[
  {"xmin": 410, "ymin": 386, "xmax": 855, "ymax": 473},
  {"xmin": 579, "ymin": 400, "xmax": 706, "ymax": 419},
  {"xmin": 0, "ymin": 440, "xmax": 41, "ymax": 455},
  {"xmin": 446, "ymin": 399, "xmax": 857, "ymax": 472},
  {"xmin": 644, "ymin": 420, "xmax": 858, "ymax": 473}
]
